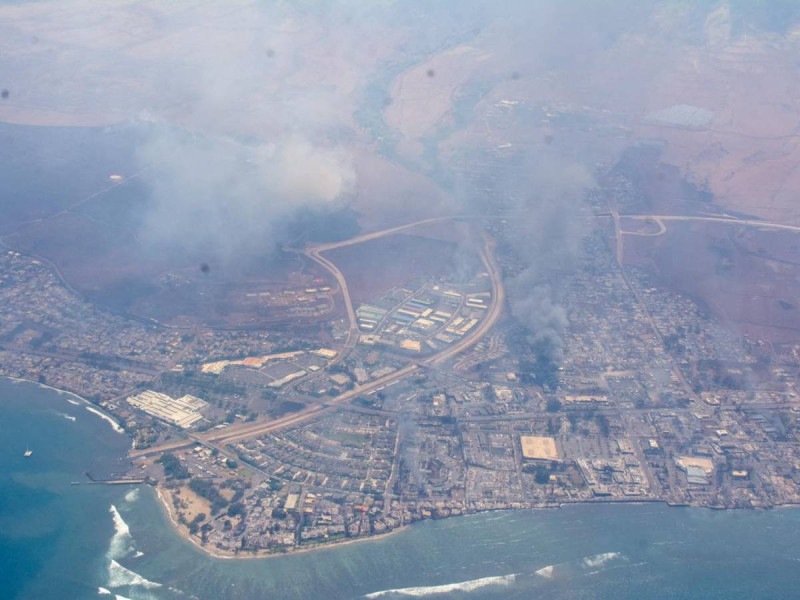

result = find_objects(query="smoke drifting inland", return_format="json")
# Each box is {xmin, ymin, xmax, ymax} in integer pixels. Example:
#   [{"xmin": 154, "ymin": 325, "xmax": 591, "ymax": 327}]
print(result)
[
  {"xmin": 505, "ymin": 157, "xmax": 594, "ymax": 385},
  {"xmin": 136, "ymin": 128, "xmax": 355, "ymax": 263}
]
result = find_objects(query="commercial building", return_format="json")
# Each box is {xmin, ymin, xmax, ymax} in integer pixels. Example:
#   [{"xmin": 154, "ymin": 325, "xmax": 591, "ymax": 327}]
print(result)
[{"xmin": 127, "ymin": 390, "xmax": 207, "ymax": 428}]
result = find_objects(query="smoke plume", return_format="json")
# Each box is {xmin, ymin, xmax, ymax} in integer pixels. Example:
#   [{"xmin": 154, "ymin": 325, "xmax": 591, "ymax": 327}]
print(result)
[
  {"xmin": 137, "ymin": 128, "xmax": 355, "ymax": 262},
  {"xmin": 506, "ymin": 156, "xmax": 594, "ymax": 377}
]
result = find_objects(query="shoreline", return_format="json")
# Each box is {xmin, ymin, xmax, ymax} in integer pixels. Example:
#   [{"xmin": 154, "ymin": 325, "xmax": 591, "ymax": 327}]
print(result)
[
  {"xmin": 4, "ymin": 375, "xmax": 797, "ymax": 559},
  {"xmin": 152, "ymin": 483, "xmax": 410, "ymax": 560},
  {"xmin": 150, "ymin": 478, "xmax": 800, "ymax": 562},
  {"xmin": 3, "ymin": 375, "xmax": 125, "ymax": 434}
]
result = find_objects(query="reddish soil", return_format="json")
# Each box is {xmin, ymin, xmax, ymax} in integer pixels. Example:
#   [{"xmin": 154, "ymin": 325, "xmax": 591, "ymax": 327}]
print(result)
[
  {"xmin": 325, "ymin": 232, "xmax": 481, "ymax": 305},
  {"xmin": 6, "ymin": 212, "xmax": 332, "ymax": 328},
  {"xmin": 625, "ymin": 221, "xmax": 800, "ymax": 342}
]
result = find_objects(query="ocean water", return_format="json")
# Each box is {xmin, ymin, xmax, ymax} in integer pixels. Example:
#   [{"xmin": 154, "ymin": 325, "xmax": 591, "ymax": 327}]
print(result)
[{"xmin": 3, "ymin": 377, "xmax": 800, "ymax": 600}]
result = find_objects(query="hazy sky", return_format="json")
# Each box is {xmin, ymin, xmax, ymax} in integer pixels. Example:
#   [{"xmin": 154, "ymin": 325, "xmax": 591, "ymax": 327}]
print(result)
[{"xmin": 1, "ymin": 0, "xmax": 797, "ymax": 266}]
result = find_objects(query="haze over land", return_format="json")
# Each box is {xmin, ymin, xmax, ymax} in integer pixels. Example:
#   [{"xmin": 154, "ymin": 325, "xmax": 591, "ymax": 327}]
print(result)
[
  {"xmin": 4, "ymin": 1, "xmax": 800, "ymax": 582},
  {"xmin": 1, "ymin": 0, "xmax": 800, "ymax": 336}
]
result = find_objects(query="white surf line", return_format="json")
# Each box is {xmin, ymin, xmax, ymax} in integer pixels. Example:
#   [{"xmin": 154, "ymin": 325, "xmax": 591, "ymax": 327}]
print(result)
[
  {"xmin": 107, "ymin": 559, "xmax": 162, "ymax": 590},
  {"xmin": 108, "ymin": 505, "xmax": 133, "ymax": 560},
  {"xmin": 582, "ymin": 551, "xmax": 622, "ymax": 569},
  {"xmin": 85, "ymin": 405, "xmax": 125, "ymax": 434},
  {"xmin": 4, "ymin": 376, "xmax": 124, "ymax": 433},
  {"xmin": 364, "ymin": 573, "xmax": 517, "ymax": 597}
]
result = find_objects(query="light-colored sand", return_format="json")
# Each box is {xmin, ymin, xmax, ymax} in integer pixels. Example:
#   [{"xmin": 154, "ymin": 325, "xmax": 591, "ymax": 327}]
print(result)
[{"xmin": 152, "ymin": 483, "xmax": 408, "ymax": 560}]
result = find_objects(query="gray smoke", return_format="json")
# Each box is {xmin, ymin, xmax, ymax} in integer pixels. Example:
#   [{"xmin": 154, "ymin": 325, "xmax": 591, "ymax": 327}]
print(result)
[
  {"xmin": 397, "ymin": 414, "xmax": 423, "ymax": 494},
  {"xmin": 512, "ymin": 285, "xmax": 569, "ymax": 362},
  {"xmin": 136, "ymin": 128, "xmax": 354, "ymax": 262},
  {"xmin": 124, "ymin": 0, "xmax": 635, "ymax": 266},
  {"xmin": 506, "ymin": 156, "xmax": 594, "ymax": 366},
  {"xmin": 120, "ymin": 2, "xmax": 374, "ymax": 265}
]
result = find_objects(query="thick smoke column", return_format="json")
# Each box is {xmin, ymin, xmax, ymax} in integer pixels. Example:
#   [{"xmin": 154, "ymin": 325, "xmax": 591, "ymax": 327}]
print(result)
[
  {"xmin": 512, "ymin": 284, "xmax": 568, "ymax": 362},
  {"xmin": 506, "ymin": 156, "xmax": 593, "ymax": 385}
]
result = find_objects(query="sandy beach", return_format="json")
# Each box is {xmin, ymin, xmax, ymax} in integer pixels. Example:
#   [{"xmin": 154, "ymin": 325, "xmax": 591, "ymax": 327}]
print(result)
[{"xmin": 153, "ymin": 483, "xmax": 410, "ymax": 560}]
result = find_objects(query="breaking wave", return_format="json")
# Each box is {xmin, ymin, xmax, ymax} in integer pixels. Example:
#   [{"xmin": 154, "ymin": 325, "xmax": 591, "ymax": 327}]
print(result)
[
  {"xmin": 582, "ymin": 552, "xmax": 621, "ymax": 569},
  {"xmin": 85, "ymin": 406, "xmax": 124, "ymax": 433},
  {"xmin": 108, "ymin": 505, "xmax": 133, "ymax": 560},
  {"xmin": 107, "ymin": 559, "xmax": 162, "ymax": 590},
  {"xmin": 124, "ymin": 489, "xmax": 140, "ymax": 503},
  {"xmin": 364, "ymin": 574, "xmax": 516, "ymax": 597},
  {"xmin": 534, "ymin": 565, "xmax": 554, "ymax": 578},
  {"xmin": 98, "ymin": 587, "xmax": 134, "ymax": 600}
]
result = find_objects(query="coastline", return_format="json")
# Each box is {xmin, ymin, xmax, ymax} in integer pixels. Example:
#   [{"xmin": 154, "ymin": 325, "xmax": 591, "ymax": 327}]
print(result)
[
  {"xmin": 3, "ymin": 375, "xmax": 125, "ymax": 434},
  {"xmin": 151, "ymin": 479, "xmax": 800, "ymax": 562},
  {"xmin": 152, "ymin": 482, "xmax": 410, "ymax": 560},
  {"xmin": 5, "ymin": 375, "xmax": 797, "ymax": 561}
]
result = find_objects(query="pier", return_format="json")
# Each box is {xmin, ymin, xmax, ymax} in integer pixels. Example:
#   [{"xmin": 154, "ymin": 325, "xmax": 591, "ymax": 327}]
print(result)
[{"xmin": 70, "ymin": 472, "xmax": 148, "ymax": 486}]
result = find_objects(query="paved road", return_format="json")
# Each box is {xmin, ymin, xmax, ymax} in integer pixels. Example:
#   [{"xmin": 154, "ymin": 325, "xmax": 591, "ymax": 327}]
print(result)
[
  {"xmin": 303, "ymin": 215, "xmax": 462, "ymax": 358},
  {"xmin": 624, "ymin": 214, "xmax": 800, "ymax": 234},
  {"xmin": 208, "ymin": 233, "xmax": 505, "ymax": 445},
  {"xmin": 619, "ymin": 216, "xmax": 667, "ymax": 236},
  {"xmin": 0, "ymin": 342, "xmax": 161, "ymax": 376},
  {"xmin": 309, "ymin": 216, "xmax": 455, "ymax": 254},
  {"xmin": 428, "ymin": 234, "xmax": 505, "ymax": 365},
  {"xmin": 132, "ymin": 210, "xmax": 800, "ymax": 461},
  {"xmin": 614, "ymin": 212, "xmax": 800, "ymax": 270},
  {"xmin": 304, "ymin": 246, "xmax": 360, "ymax": 359},
  {"xmin": 130, "ymin": 362, "xmax": 422, "ymax": 458},
  {"xmin": 134, "ymin": 224, "xmax": 504, "ymax": 457}
]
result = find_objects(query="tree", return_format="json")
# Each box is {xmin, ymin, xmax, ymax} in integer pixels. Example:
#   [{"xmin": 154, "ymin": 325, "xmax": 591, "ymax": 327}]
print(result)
[
  {"xmin": 157, "ymin": 453, "xmax": 189, "ymax": 479},
  {"xmin": 546, "ymin": 398, "xmax": 562, "ymax": 412},
  {"xmin": 534, "ymin": 465, "xmax": 551, "ymax": 484}
]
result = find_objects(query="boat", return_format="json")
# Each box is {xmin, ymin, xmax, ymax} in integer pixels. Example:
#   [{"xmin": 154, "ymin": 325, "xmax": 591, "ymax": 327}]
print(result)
[{"xmin": 24, "ymin": 448, "xmax": 32, "ymax": 457}]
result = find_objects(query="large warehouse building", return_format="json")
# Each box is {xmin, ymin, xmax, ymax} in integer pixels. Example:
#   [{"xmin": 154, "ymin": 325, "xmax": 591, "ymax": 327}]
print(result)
[{"xmin": 127, "ymin": 390, "xmax": 208, "ymax": 429}]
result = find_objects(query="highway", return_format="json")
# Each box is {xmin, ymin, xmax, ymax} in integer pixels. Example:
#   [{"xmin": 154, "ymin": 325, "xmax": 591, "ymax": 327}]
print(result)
[
  {"xmin": 132, "ymin": 209, "xmax": 800, "ymax": 461},
  {"xmin": 134, "ymin": 219, "xmax": 505, "ymax": 458},
  {"xmin": 130, "ymin": 363, "xmax": 423, "ymax": 459},
  {"xmin": 304, "ymin": 246, "xmax": 360, "ymax": 358},
  {"xmin": 215, "ymin": 364, "xmax": 420, "ymax": 445},
  {"xmin": 428, "ymin": 234, "xmax": 505, "ymax": 365},
  {"xmin": 303, "ymin": 215, "xmax": 461, "ymax": 357}
]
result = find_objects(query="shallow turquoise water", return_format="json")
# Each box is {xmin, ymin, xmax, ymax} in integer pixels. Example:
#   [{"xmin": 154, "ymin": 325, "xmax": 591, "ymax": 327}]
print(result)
[{"xmin": 3, "ymin": 377, "xmax": 800, "ymax": 600}]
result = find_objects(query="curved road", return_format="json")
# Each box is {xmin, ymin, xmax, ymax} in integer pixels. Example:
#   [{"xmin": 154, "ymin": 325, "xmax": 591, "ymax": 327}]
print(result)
[
  {"xmin": 428, "ymin": 234, "xmax": 504, "ymax": 365},
  {"xmin": 304, "ymin": 246, "xmax": 360, "ymax": 358},
  {"xmin": 133, "ymin": 220, "xmax": 504, "ymax": 458},
  {"xmin": 304, "ymin": 215, "xmax": 476, "ymax": 359},
  {"xmin": 614, "ymin": 213, "xmax": 800, "ymax": 265},
  {"xmin": 624, "ymin": 214, "xmax": 800, "ymax": 234}
]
